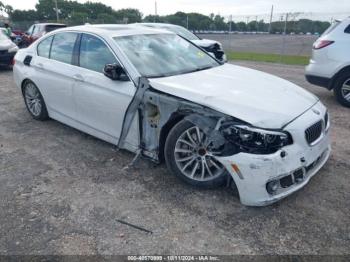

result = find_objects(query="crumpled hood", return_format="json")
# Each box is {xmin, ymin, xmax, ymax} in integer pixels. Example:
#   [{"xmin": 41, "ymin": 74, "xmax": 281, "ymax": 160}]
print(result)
[
  {"xmin": 149, "ymin": 64, "xmax": 318, "ymax": 129},
  {"xmin": 192, "ymin": 38, "xmax": 219, "ymax": 48},
  {"xmin": 0, "ymin": 38, "xmax": 16, "ymax": 51}
]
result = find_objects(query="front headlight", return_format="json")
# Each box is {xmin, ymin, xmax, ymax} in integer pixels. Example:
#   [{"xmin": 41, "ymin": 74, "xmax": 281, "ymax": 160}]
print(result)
[
  {"xmin": 221, "ymin": 124, "xmax": 292, "ymax": 154},
  {"xmin": 8, "ymin": 46, "xmax": 19, "ymax": 53}
]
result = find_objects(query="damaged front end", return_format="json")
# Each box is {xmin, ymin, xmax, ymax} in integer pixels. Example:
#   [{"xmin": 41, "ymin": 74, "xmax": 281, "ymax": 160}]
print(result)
[
  {"xmin": 117, "ymin": 77, "xmax": 331, "ymax": 206},
  {"xmin": 118, "ymin": 77, "xmax": 293, "ymax": 162}
]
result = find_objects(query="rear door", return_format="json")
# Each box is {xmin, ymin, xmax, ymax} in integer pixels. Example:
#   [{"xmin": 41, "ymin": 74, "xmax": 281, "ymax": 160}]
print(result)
[
  {"xmin": 72, "ymin": 33, "xmax": 137, "ymax": 144},
  {"xmin": 32, "ymin": 32, "xmax": 79, "ymax": 120}
]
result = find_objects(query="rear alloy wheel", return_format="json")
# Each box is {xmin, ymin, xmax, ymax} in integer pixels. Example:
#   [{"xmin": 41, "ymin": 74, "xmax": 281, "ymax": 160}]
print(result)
[
  {"xmin": 334, "ymin": 74, "xmax": 350, "ymax": 108},
  {"xmin": 165, "ymin": 120, "xmax": 227, "ymax": 188},
  {"xmin": 23, "ymin": 81, "xmax": 49, "ymax": 120}
]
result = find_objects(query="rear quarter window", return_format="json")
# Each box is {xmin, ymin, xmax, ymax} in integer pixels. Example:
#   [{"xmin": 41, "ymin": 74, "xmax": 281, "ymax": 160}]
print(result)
[
  {"xmin": 50, "ymin": 32, "xmax": 78, "ymax": 64},
  {"xmin": 344, "ymin": 24, "xmax": 350, "ymax": 34},
  {"xmin": 321, "ymin": 21, "xmax": 340, "ymax": 36},
  {"xmin": 37, "ymin": 35, "xmax": 53, "ymax": 58}
]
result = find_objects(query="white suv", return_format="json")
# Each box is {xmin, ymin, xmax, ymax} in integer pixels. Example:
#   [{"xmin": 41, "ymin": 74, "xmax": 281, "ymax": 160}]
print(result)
[{"xmin": 306, "ymin": 17, "xmax": 350, "ymax": 107}]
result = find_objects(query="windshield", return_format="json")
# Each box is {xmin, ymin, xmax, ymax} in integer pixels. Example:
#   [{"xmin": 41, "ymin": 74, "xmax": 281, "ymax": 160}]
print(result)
[{"xmin": 113, "ymin": 34, "xmax": 219, "ymax": 78}]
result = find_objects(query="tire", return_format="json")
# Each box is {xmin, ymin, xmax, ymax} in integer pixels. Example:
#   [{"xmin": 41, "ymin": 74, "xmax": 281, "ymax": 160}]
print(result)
[
  {"xmin": 164, "ymin": 119, "xmax": 227, "ymax": 188},
  {"xmin": 333, "ymin": 71, "xmax": 350, "ymax": 108},
  {"xmin": 22, "ymin": 80, "xmax": 49, "ymax": 120}
]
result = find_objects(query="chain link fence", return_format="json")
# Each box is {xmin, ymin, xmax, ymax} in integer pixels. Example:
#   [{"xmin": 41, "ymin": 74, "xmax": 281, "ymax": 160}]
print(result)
[{"xmin": 7, "ymin": 12, "xmax": 349, "ymax": 59}]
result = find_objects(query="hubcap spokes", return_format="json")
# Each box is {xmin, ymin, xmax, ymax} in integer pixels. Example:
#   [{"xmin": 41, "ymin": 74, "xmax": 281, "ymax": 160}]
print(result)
[
  {"xmin": 341, "ymin": 78, "xmax": 350, "ymax": 102},
  {"xmin": 25, "ymin": 84, "xmax": 42, "ymax": 116},
  {"xmin": 174, "ymin": 126, "xmax": 224, "ymax": 181}
]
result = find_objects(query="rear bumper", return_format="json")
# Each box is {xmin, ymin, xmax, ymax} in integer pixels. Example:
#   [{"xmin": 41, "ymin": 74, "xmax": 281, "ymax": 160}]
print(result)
[{"xmin": 305, "ymin": 74, "xmax": 332, "ymax": 90}]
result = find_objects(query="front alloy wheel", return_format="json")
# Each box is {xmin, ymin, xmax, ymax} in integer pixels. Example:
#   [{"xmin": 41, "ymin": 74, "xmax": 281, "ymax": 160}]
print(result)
[{"xmin": 165, "ymin": 120, "xmax": 227, "ymax": 188}]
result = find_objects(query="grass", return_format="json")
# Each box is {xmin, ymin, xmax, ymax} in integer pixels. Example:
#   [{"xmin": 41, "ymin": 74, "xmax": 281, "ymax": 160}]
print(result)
[{"xmin": 227, "ymin": 51, "xmax": 310, "ymax": 65}]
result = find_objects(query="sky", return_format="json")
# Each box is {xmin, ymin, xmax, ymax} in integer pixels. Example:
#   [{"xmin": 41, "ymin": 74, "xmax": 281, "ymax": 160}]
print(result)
[{"xmin": 5, "ymin": 0, "xmax": 350, "ymax": 17}]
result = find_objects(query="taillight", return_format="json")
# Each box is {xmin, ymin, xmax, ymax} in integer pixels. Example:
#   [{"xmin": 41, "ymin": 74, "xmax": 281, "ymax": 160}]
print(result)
[
  {"xmin": 313, "ymin": 40, "xmax": 334, "ymax": 50},
  {"xmin": 11, "ymin": 58, "xmax": 15, "ymax": 65}
]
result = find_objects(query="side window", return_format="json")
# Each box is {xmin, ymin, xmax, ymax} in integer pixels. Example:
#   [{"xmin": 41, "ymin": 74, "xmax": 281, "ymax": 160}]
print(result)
[
  {"xmin": 79, "ymin": 34, "xmax": 117, "ymax": 73},
  {"xmin": 37, "ymin": 36, "xmax": 53, "ymax": 58},
  {"xmin": 32, "ymin": 25, "xmax": 40, "ymax": 36},
  {"xmin": 345, "ymin": 24, "xmax": 350, "ymax": 34},
  {"xmin": 50, "ymin": 32, "xmax": 78, "ymax": 64},
  {"xmin": 26, "ymin": 25, "xmax": 34, "ymax": 35}
]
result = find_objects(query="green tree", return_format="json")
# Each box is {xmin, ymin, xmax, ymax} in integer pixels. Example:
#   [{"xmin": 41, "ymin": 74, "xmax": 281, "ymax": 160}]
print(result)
[
  {"xmin": 143, "ymin": 15, "xmax": 166, "ymax": 23},
  {"xmin": 84, "ymin": 2, "xmax": 113, "ymax": 19},
  {"xmin": 10, "ymin": 9, "xmax": 38, "ymax": 21},
  {"xmin": 228, "ymin": 21, "xmax": 237, "ymax": 31},
  {"xmin": 114, "ymin": 8, "xmax": 142, "ymax": 23},
  {"xmin": 247, "ymin": 21, "xmax": 257, "ymax": 31},
  {"xmin": 69, "ymin": 11, "xmax": 88, "ymax": 25},
  {"xmin": 213, "ymin": 14, "xmax": 227, "ymax": 30},
  {"xmin": 236, "ymin": 21, "xmax": 247, "ymax": 31}
]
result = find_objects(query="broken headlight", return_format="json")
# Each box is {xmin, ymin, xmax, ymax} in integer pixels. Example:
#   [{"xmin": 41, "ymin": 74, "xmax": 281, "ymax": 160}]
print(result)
[{"xmin": 222, "ymin": 124, "xmax": 293, "ymax": 154}]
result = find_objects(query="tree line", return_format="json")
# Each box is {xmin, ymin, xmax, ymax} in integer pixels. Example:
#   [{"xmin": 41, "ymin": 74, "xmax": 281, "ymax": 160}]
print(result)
[{"xmin": 1, "ymin": 0, "xmax": 330, "ymax": 34}]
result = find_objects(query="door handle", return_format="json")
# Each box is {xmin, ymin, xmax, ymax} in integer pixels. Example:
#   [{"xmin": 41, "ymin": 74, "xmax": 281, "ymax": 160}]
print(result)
[{"xmin": 73, "ymin": 74, "xmax": 84, "ymax": 82}]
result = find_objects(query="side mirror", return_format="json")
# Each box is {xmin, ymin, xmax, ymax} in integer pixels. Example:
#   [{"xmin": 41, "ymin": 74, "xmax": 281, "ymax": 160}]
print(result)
[{"xmin": 103, "ymin": 63, "xmax": 129, "ymax": 81}]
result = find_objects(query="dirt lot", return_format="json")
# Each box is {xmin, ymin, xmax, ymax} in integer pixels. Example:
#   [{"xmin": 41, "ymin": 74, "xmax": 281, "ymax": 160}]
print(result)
[
  {"xmin": 0, "ymin": 61, "xmax": 349, "ymax": 255},
  {"xmin": 197, "ymin": 34, "xmax": 318, "ymax": 56}
]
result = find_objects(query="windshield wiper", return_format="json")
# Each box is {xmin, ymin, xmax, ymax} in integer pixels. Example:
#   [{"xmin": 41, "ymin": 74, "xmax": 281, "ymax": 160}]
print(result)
[
  {"xmin": 146, "ymin": 73, "xmax": 171, "ymax": 78},
  {"xmin": 185, "ymin": 65, "xmax": 214, "ymax": 74},
  {"xmin": 146, "ymin": 65, "xmax": 214, "ymax": 79}
]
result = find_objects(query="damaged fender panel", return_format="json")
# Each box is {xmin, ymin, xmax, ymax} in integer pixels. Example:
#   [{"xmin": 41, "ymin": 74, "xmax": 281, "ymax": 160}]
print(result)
[
  {"xmin": 117, "ymin": 76, "xmax": 239, "ymax": 163},
  {"xmin": 139, "ymin": 91, "xmax": 236, "ymax": 161}
]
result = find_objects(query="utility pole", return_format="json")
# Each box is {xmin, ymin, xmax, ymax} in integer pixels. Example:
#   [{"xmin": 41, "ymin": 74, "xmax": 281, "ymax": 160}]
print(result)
[
  {"xmin": 186, "ymin": 15, "xmax": 189, "ymax": 29},
  {"xmin": 255, "ymin": 16, "xmax": 258, "ymax": 32},
  {"xmin": 283, "ymin": 13, "xmax": 289, "ymax": 35},
  {"xmin": 268, "ymin": 5, "xmax": 273, "ymax": 33},
  {"xmin": 54, "ymin": 0, "xmax": 59, "ymax": 22},
  {"xmin": 229, "ymin": 15, "xmax": 232, "ymax": 33},
  {"xmin": 280, "ymin": 13, "xmax": 289, "ymax": 63}
]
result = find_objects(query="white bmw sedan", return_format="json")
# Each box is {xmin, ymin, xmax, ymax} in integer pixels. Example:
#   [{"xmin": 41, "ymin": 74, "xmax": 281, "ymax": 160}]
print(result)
[{"xmin": 13, "ymin": 25, "xmax": 331, "ymax": 206}]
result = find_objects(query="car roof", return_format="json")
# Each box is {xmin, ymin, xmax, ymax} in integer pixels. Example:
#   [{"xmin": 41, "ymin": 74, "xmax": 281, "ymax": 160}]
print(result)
[
  {"xmin": 52, "ymin": 24, "xmax": 174, "ymax": 37},
  {"xmin": 136, "ymin": 23, "xmax": 183, "ymax": 29},
  {"xmin": 34, "ymin": 23, "xmax": 66, "ymax": 26}
]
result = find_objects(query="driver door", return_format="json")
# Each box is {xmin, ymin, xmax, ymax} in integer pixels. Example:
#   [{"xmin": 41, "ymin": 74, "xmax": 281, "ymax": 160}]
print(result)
[{"xmin": 72, "ymin": 33, "xmax": 137, "ymax": 146}]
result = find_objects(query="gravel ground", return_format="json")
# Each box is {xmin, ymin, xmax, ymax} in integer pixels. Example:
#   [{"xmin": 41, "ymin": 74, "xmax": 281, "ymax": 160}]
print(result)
[
  {"xmin": 0, "ymin": 61, "xmax": 349, "ymax": 255},
  {"xmin": 197, "ymin": 34, "xmax": 318, "ymax": 56}
]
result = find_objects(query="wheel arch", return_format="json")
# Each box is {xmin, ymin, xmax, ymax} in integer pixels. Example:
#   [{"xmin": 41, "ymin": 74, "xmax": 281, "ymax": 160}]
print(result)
[
  {"xmin": 21, "ymin": 78, "xmax": 36, "ymax": 95},
  {"xmin": 158, "ymin": 112, "xmax": 187, "ymax": 163},
  {"xmin": 330, "ymin": 65, "xmax": 350, "ymax": 89}
]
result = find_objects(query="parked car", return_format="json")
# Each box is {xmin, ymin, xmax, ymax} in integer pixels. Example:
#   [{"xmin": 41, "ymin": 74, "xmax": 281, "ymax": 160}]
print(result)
[
  {"xmin": 22, "ymin": 23, "xmax": 67, "ymax": 46},
  {"xmin": 0, "ymin": 30, "xmax": 18, "ymax": 67},
  {"xmin": 0, "ymin": 28, "xmax": 24, "ymax": 47},
  {"xmin": 306, "ymin": 18, "xmax": 350, "ymax": 107},
  {"xmin": 134, "ymin": 23, "xmax": 227, "ymax": 62},
  {"xmin": 13, "ymin": 25, "xmax": 331, "ymax": 206}
]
